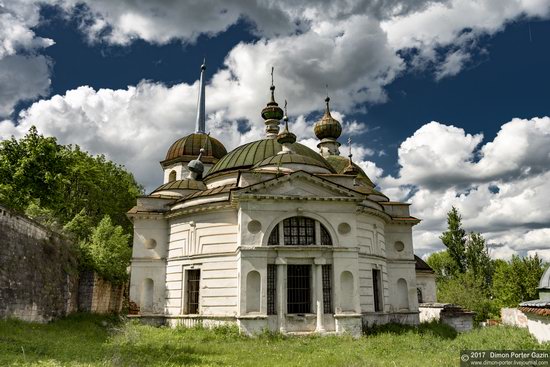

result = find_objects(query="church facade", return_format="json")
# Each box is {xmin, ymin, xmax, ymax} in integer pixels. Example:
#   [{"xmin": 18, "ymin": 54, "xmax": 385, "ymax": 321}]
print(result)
[{"xmin": 128, "ymin": 64, "xmax": 431, "ymax": 336}]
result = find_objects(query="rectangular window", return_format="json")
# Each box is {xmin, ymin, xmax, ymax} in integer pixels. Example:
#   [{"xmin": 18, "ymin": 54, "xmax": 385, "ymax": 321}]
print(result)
[
  {"xmin": 322, "ymin": 265, "xmax": 332, "ymax": 314},
  {"xmin": 267, "ymin": 264, "xmax": 277, "ymax": 315},
  {"xmin": 187, "ymin": 269, "xmax": 200, "ymax": 314},
  {"xmin": 287, "ymin": 265, "xmax": 311, "ymax": 314},
  {"xmin": 372, "ymin": 269, "xmax": 382, "ymax": 312}
]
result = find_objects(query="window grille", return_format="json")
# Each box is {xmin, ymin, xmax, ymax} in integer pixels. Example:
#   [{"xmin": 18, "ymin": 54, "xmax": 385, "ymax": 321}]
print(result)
[
  {"xmin": 187, "ymin": 269, "xmax": 200, "ymax": 314},
  {"xmin": 267, "ymin": 264, "xmax": 277, "ymax": 315},
  {"xmin": 322, "ymin": 265, "xmax": 332, "ymax": 313},
  {"xmin": 287, "ymin": 265, "xmax": 311, "ymax": 314},
  {"xmin": 268, "ymin": 224, "xmax": 279, "ymax": 246},
  {"xmin": 283, "ymin": 217, "xmax": 315, "ymax": 245},
  {"xmin": 372, "ymin": 269, "xmax": 382, "ymax": 312},
  {"xmin": 417, "ymin": 288, "xmax": 423, "ymax": 304},
  {"xmin": 320, "ymin": 225, "xmax": 332, "ymax": 246}
]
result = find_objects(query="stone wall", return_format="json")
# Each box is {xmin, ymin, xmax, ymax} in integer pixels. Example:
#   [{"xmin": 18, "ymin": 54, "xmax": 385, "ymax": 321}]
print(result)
[
  {"xmin": 0, "ymin": 205, "xmax": 126, "ymax": 322},
  {"xmin": 419, "ymin": 303, "xmax": 475, "ymax": 332},
  {"xmin": 78, "ymin": 271, "xmax": 126, "ymax": 313},
  {"xmin": 0, "ymin": 205, "xmax": 79, "ymax": 322},
  {"xmin": 501, "ymin": 308, "xmax": 528, "ymax": 328}
]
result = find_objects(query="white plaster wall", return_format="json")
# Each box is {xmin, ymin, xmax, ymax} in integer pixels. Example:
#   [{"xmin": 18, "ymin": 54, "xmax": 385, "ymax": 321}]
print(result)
[
  {"xmin": 525, "ymin": 314, "xmax": 550, "ymax": 343},
  {"xmin": 416, "ymin": 273, "xmax": 437, "ymax": 303},
  {"xmin": 386, "ymin": 261, "xmax": 418, "ymax": 313}
]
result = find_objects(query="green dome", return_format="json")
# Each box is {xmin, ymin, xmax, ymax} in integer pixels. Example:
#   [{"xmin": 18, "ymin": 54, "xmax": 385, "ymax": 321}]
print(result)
[
  {"xmin": 254, "ymin": 153, "xmax": 333, "ymax": 171},
  {"xmin": 162, "ymin": 133, "xmax": 227, "ymax": 166},
  {"xmin": 326, "ymin": 155, "xmax": 374, "ymax": 187},
  {"xmin": 207, "ymin": 139, "xmax": 336, "ymax": 176}
]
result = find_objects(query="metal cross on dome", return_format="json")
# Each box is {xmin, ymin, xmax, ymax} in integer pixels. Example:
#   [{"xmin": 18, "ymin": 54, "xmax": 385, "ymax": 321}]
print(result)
[{"xmin": 348, "ymin": 137, "xmax": 353, "ymax": 158}]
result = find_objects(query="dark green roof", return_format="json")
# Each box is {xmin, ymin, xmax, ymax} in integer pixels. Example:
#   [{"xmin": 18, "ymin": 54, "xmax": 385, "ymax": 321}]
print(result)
[
  {"xmin": 151, "ymin": 179, "xmax": 206, "ymax": 194},
  {"xmin": 253, "ymin": 153, "xmax": 333, "ymax": 171},
  {"xmin": 325, "ymin": 155, "xmax": 374, "ymax": 187},
  {"xmin": 162, "ymin": 133, "xmax": 227, "ymax": 166},
  {"xmin": 207, "ymin": 139, "xmax": 335, "ymax": 176}
]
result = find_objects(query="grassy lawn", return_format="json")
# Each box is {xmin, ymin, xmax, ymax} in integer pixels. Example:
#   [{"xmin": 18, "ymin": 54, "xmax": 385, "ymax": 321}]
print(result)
[{"xmin": 0, "ymin": 314, "xmax": 548, "ymax": 366}]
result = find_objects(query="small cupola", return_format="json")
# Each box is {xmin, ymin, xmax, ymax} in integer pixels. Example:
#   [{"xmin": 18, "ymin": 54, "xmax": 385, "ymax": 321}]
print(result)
[{"xmin": 314, "ymin": 91, "xmax": 342, "ymax": 157}]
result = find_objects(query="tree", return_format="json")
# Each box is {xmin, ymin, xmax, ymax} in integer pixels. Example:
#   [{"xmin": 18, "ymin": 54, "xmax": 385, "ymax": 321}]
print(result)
[
  {"xmin": 465, "ymin": 232, "xmax": 493, "ymax": 288},
  {"xmin": 0, "ymin": 127, "xmax": 142, "ymax": 281},
  {"xmin": 440, "ymin": 207, "xmax": 467, "ymax": 274},
  {"xmin": 426, "ymin": 250, "xmax": 455, "ymax": 280},
  {"xmin": 84, "ymin": 216, "xmax": 132, "ymax": 283},
  {"xmin": 492, "ymin": 255, "xmax": 546, "ymax": 308}
]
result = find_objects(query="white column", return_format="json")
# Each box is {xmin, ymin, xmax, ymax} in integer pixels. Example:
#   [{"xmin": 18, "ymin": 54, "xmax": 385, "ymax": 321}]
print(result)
[
  {"xmin": 276, "ymin": 257, "xmax": 286, "ymax": 332},
  {"xmin": 314, "ymin": 258, "xmax": 326, "ymax": 332}
]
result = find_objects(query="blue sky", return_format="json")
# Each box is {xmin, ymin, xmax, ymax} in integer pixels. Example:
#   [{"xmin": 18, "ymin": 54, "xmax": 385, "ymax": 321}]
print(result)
[{"xmin": 1, "ymin": 1, "xmax": 550, "ymax": 258}]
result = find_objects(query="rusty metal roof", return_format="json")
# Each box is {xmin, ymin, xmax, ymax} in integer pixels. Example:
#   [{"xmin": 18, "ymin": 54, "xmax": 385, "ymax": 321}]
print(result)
[{"xmin": 415, "ymin": 255, "xmax": 434, "ymax": 272}]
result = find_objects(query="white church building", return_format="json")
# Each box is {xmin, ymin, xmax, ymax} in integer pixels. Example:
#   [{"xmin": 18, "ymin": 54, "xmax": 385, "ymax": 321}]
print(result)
[{"xmin": 128, "ymin": 63, "xmax": 435, "ymax": 336}]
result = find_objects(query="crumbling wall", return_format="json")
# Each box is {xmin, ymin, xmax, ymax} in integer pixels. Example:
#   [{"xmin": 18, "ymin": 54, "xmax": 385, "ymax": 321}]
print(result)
[
  {"xmin": 78, "ymin": 271, "xmax": 125, "ymax": 313},
  {"xmin": 0, "ymin": 206, "xmax": 79, "ymax": 322}
]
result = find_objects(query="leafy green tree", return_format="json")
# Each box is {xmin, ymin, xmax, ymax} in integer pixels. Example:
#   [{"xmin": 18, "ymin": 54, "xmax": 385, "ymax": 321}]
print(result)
[
  {"xmin": 437, "ymin": 272, "xmax": 499, "ymax": 323},
  {"xmin": 0, "ymin": 126, "xmax": 142, "ymax": 281},
  {"xmin": 84, "ymin": 216, "xmax": 132, "ymax": 283},
  {"xmin": 426, "ymin": 250, "xmax": 455, "ymax": 280},
  {"xmin": 440, "ymin": 207, "xmax": 467, "ymax": 274},
  {"xmin": 465, "ymin": 232, "xmax": 493, "ymax": 288},
  {"xmin": 492, "ymin": 255, "xmax": 546, "ymax": 308}
]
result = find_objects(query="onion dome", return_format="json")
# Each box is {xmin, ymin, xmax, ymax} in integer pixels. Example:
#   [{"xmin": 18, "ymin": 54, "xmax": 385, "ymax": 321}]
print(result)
[
  {"xmin": 314, "ymin": 96, "xmax": 342, "ymax": 140},
  {"xmin": 206, "ymin": 139, "xmax": 335, "ymax": 176},
  {"xmin": 262, "ymin": 67, "xmax": 284, "ymax": 138},
  {"xmin": 162, "ymin": 133, "xmax": 227, "ymax": 167},
  {"xmin": 277, "ymin": 103, "xmax": 296, "ymax": 146}
]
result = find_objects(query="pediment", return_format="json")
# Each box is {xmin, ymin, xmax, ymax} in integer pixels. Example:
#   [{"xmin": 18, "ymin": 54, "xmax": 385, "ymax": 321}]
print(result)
[{"xmin": 237, "ymin": 171, "xmax": 363, "ymax": 199}]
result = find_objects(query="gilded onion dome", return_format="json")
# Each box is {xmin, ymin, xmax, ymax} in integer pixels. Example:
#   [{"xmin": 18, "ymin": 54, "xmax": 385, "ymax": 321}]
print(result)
[{"xmin": 314, "ymin": 96, "xmax": 342, "ymax": 140}]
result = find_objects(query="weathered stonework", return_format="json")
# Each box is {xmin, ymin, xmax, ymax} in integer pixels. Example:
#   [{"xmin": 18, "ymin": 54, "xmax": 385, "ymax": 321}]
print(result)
[
  {"xmin": 0, "ymin": 205, "xmax": 79, "ymax": 322},
  {"xmin": 0, "ymin": 205, "xmax": 126, "ymax": 322}
]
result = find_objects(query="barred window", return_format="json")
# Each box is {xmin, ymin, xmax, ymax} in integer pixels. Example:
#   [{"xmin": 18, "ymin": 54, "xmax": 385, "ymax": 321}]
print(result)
[
  {"xmin": 320, "ymin": 225, "xmax": 332, "ymax": 246},
  {"xmin": 322, "ymin": 265, "xmax": 332, "ymax": 314},
  {"xmin": 268, "ymin": 224, "xmax": 279, "ymax": 246},
  {"xmin": 187, "ymin": 269, "xmax": 200, "ymax": 314},
  {"xmin": 284, "ymin": 217, "xmax": 315, "ymax": 245},
  {"xmin": 267, "ymin": 265, "xmax": 277, "ymax": 315},
  {"xmin": 287, "ymin": 265, "xmax": 311, "ymax": 314},
  {"xmin": 267, "ymin": 217, "xmax": 332, "ymax": 246}
]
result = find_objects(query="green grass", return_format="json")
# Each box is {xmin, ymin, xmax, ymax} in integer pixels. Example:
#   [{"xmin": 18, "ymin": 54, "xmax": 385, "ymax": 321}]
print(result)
[{"xmin": 0, "ymin": 313, "xmax": 548, "ymax": 366}]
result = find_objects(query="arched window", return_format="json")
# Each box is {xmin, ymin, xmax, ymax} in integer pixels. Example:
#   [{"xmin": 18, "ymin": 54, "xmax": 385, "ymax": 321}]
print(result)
[
  {"xmin": 267, "ymin": 216, "xmax": 332, "ymax": 246},
  {"xmin": 397, "ymin": 278, "xmax": 409, "ymax": 310},
  {"xmin": 417, "ymin": 287, "xmax": 423, "ymax": 304},
  {"xmin": 141, "ymin": 278, "xmax": 154, "ymax": 312},
  {"xmin": 168, "ymin": 170, "xmax": 177, "ymax": 182}
]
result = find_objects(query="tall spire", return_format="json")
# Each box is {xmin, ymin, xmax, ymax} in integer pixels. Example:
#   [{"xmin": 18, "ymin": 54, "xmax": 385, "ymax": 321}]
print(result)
[
  {"xmin": 261, "ymin": 66, "xmax": 284, "ymax": 138},
  {"xmin": 195, "ymin": 59, "xmax": 206, "ymax": 133}
]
